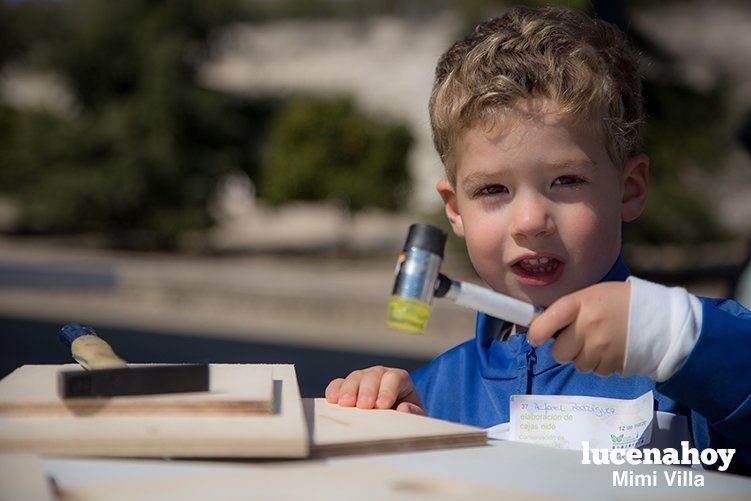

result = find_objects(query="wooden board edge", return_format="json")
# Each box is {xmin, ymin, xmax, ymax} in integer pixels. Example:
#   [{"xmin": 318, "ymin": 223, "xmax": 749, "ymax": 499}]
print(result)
[{"xmin": 309, "ymin": 432, "xmax": 488, "ymax": 458}]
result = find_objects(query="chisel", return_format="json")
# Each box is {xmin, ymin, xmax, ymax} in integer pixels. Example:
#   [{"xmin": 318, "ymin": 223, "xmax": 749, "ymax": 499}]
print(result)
[{"xmin": 57, "ymin": 323, "xmax": 209, "ymax": 398}]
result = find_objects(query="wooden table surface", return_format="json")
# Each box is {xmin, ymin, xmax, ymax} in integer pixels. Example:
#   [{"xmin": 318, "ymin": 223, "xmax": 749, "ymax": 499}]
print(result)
[{"xmin": 21, "ymin": 440, "xmax": 751, "ymax": 500}]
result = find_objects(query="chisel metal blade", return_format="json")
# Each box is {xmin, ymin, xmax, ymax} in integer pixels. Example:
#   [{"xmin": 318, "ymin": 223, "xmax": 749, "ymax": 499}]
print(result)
[{"xmin": 58, "ymin": 363, "xmax": 210, "ymax": 398}]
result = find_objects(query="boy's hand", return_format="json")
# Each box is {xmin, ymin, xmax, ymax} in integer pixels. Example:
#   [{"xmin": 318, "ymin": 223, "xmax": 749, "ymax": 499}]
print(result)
[
  {"xmin": 325, "ymin": 366, "xmax": 426, "ymax": 415},
  {"xmin": 527, "ymin": 282, "xmax": 630, "ymax": 376}
]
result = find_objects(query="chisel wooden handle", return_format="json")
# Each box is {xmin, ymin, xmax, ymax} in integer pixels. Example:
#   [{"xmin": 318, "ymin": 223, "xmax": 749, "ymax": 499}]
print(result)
[{"xmin": 59, "ymin": 323, "xmax": 127, "ymax": 370}]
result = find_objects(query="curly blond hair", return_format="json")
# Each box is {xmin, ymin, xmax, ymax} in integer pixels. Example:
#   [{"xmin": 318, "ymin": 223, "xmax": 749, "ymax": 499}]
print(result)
[{"xmin": 429, "ymin": 6, "xmax": 644, "ymax": 184}]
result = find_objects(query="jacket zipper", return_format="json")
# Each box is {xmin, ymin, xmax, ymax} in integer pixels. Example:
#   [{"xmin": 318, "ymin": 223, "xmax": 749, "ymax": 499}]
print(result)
[{"xmin": 525, "ymin": 348, "xmax": 537, "ymax": 394}]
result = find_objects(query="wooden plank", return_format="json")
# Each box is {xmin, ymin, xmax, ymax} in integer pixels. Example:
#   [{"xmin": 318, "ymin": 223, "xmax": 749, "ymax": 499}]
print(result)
[
  {"xmin": 0, "ymin": 454, "xmax": 55, "ymax": 501},
  {"xmin": 0, "ymin": 364, "xmax": 273, "ymax": 417},
  {"xmin": 0, "ymin": 365, "xmax": 308, "ymax": 458},
  {"xmin": 307, "ymin": 398, "xmax": 487, "ymax": 457}
]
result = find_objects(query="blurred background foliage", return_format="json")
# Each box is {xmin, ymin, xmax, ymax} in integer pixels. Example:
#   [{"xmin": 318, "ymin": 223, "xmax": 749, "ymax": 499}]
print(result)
[
  {"xmin": 0, "ymin": 0, "xmax": 745, "ymax": 250},
  {"xmin": 260, "ymin": 96, "xmax": 412, "ymax": 213},
  {"xmin": 0, "ymin": 0, "xmax": 414, "ymax": 249},
  {"xmin": 635, "ymin": 80, "xmax": 731, "ymax": 244},
  {"xmin": 1, "ymin": 0, "xmax": 261, "ymax": 248}
]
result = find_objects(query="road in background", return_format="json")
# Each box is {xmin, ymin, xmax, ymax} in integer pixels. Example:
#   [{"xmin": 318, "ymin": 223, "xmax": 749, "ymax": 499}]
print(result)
[{"xmin": 0, "ymin": 237, "xmax": 477, "ymax": 395}]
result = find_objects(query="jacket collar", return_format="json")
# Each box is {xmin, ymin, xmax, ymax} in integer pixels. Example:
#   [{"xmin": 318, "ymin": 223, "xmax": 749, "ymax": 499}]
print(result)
[{"xmin": 476, "ymin": 254, "xmax": 631, "ymax": 379}]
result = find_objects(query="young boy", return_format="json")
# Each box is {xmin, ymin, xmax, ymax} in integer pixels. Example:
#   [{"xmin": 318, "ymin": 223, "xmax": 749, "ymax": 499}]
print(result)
[{"xmin": 325, "ymin": 6, "xmax": 751, "ymax": 474}]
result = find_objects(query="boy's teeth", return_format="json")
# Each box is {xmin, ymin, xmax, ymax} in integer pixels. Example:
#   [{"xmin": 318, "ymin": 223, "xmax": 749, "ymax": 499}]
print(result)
[{"xmin": 518, "ymin": 257, "xmax": 559, "ymax": 273}]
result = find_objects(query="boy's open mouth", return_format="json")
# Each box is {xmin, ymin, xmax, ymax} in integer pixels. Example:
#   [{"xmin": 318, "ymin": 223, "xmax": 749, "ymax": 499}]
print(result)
[{"xmin": 511, "ymin": 256, "xmax": 564, "ymax": 286}]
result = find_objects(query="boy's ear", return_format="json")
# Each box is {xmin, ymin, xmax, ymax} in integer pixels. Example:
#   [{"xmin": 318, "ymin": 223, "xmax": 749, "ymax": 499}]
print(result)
[
  {"xmin": 436, "ymin": 179, "xmax": 465, "ymax": 239},
  {"xmin": 620, "ymin": 153, "xmax": 649, "ymax": 222}
]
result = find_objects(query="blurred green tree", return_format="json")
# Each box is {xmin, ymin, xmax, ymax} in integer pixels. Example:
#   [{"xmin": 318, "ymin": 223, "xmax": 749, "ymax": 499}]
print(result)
[
  {"xmin": 259, "ymin": 96, "xmax": 413, "ymax": 213},
  {"xmin": 1, "ymin": 1, "xmax": 416, "ymax": 248},
  {"xmin": 0, "ymin": 0, "xmax": 257, "ymax": 249}
]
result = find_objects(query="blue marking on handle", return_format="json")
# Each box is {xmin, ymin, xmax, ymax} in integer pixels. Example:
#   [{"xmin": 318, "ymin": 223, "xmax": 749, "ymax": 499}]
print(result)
[{"xmin": 59, "ymin": 323, "xmax": 97, "ymax": 348}]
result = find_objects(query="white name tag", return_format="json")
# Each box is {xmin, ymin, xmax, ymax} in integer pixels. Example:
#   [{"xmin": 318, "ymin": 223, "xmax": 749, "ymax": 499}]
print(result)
[{"xmin": 509, "ymin": 391, "xmax": 654, "ymax": 451}]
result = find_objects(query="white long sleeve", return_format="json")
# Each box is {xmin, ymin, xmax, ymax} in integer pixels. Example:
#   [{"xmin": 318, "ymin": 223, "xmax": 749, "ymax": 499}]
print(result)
[{"xmin": 622, "ymin": 276, "xmax": 703, "ymax": 382}]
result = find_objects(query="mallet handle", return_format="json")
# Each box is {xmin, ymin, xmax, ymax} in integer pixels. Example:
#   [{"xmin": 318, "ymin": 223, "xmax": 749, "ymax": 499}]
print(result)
[{"xmin": 443, "ymin": 279, "xmax": 538, "ymax": 327}]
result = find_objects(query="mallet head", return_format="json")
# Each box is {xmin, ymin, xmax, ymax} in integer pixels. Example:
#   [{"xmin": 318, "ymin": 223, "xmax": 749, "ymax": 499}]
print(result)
[{"xmin": 386, "ymin": 224, "xmax": 447, "ymax": 334}]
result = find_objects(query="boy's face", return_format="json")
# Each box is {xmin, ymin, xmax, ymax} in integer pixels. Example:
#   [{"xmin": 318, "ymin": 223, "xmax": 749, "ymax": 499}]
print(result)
[{"xmin": 437, "ymin": 100, "xmax": 648, "ymax": 306}]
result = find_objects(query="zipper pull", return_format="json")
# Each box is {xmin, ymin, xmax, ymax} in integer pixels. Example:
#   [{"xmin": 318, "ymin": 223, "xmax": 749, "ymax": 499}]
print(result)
[{"xmin": 526, "ymin": 346, "xmax": 537, "ymax": 366}]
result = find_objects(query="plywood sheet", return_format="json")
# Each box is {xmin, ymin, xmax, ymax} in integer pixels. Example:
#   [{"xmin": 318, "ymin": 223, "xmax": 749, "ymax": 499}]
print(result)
[
  {"xmin": 0, "ymin": 454, "xmax": 55, "ymax": 501},
  {"xmin": 307, "ymin": 398, "xmax": 487, "ymax": 457},
  {"xmin": 0, "ymin": 365, "xmax": 308, "ymax": 458},
  {"xmin": 0, "ymin": 364, "xmax": 273, "ymax": 417}
]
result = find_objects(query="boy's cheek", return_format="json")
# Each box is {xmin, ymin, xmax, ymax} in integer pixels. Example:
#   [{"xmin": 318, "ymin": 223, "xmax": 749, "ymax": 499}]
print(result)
[
  {"xmin": 465, "ymin": 244, "xmax": 515, "ymax": 297},
  {"xmin": 565, "ymin": 216, "xmax": 622, "ymax": 288},
  {"xmin": 463, "ymin": 230, "xmax": 500, "ymax": 274}
]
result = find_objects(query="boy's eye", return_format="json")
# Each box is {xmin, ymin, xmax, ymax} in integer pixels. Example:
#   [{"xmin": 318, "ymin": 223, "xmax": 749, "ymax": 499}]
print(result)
[
  {"xmin": 552, "ymin": 175, "xmax": 585, "ymax": 187},
  {"xmin": 476, "ymin": 184, "xmax": 508, "ymax": 197}
]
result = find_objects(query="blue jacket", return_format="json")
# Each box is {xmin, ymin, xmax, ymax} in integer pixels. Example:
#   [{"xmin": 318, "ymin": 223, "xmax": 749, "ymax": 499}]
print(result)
[{"xmin": 411, "ymin": 256, "xmax": 751, "ymax": 475}]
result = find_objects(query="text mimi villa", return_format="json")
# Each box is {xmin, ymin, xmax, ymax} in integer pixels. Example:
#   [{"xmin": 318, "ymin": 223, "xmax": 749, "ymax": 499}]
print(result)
[
  {"xmin": 613, "ymin": 469, "xmax": 703, "ymax": 487},
  {"xmin": 581, "ymin": 441, "xmax": 736, "ymax": 487}
]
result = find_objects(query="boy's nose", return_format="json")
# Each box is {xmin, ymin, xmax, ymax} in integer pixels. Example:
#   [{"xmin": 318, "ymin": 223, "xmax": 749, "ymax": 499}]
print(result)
[{"xmin": 510, "ymin": 194, "xmax": 556, "ymax": 241}]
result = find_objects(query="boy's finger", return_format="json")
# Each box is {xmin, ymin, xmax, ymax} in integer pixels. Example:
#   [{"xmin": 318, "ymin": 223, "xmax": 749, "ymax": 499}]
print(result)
[
  {"xmin": 356, "ymin": 370, "xmax": 384, "ymax": 409},
  {"xmin": 325, "ymin": 378, "xmax": 344, "ymax": 403},
  {"xmin": 549, "ymin": 324, "xmax": 584, "ymax": 365},
  {"xmin": 593, "ymin": 359, "xmax": 614, "ymax": 377},
  {"xmin": 528, "ymin": 295, "xmax": 580, "ymax": 347},
  {"xmin": 571, "ymin": 343, "xmax": 599, "ymax": 372},
  {"xmin": 336, "ymin": 371, "xmax": 363, "ymax": 407},
  {"xmin": 396, "ymin": 402, "xmax": 426, "ymax": 415},
  {"xmin": 376, "ymin": 369, "xmax": 417, "ymax": 409},
  {"xmin": 594, "ymin": 351, "xmax": 624, "ymax": 376}
]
